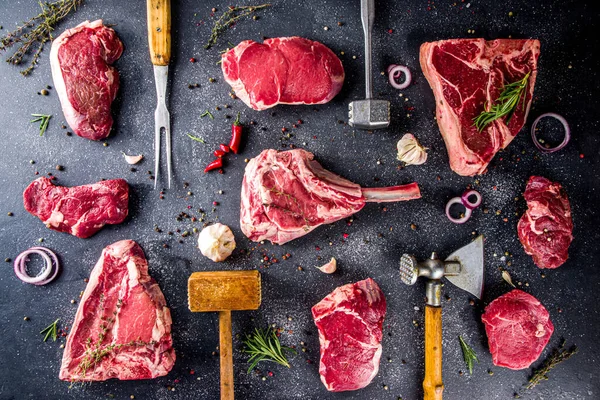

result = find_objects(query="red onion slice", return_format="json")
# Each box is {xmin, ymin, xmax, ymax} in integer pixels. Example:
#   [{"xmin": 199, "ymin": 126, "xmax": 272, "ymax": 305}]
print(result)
[
  {"xmin": 531, "ymin": 113, "xmax": 571, "ymax": 153},
  {"xmin": 446, "ymin": 197, "xmax": 473, "ymax": 224},
  {"xmin": 387, "ymin": 65, "xmax": 412, "ymax": 90},
  {"xmin": 461, "ymin": 189, "xmax": 482, "ymax": 210},
  {"xmin": 13, "ymin": 247, "xmax": 60, "ymax": 285}
]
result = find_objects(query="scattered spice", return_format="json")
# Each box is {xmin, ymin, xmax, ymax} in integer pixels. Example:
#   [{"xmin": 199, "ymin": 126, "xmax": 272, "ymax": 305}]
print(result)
[
  {"xmin": 187, "ymin": 133, "xmax": 206, "ymax": 143},
  {"xmin": 201, "ymin": 110, "xmax": 214, "ymax": 119},
  {"xmin": 204, "ymin": 4, "xmax": 271, "ymax": 49}
]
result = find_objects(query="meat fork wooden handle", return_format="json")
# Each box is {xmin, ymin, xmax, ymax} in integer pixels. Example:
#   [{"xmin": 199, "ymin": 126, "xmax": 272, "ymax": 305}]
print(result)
[
  {"xmin": 147, "ymin": 0, "xmax": 171, "ymax": 65},
  {"xmin": 424, "ymin": 305, "xmax": 444, "ymax": 400}
]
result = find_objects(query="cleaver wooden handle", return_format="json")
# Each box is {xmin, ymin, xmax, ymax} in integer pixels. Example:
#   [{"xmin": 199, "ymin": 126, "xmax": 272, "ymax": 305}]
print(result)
[
  {"xmin": 146, "ymin": 0, "xmax": 171, "ymax": 66},
  {"xmin": 219, "ymin": 310, "xmax": 235, "ymax": 400},
  {"xmin": 423, "ymin": 305, "xmax": 444, "ymax": 400}
]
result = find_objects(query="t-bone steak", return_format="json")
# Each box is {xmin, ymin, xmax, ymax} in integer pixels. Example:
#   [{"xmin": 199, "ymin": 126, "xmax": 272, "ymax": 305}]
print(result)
[
  {"xmin": 420, "ymin": 39, "xmax": 540, "ymax": 176},
  {"xmin": 59, "ymin": 240, "xmax": 175, "ymax": 381},
  {"xmin": 23, "ymin": 177, "xmax": 129, "ymax": 239},
  {"xmin": 481, "ymin": 289, "xmax": 553, "ymax": 370},
  {"xmin": 222, "ymin": 37, "xmax": 344, "ymax": 111},
  {"xmin": 240, "ymin": 149, "xmax": 421, "ymax": 244},
  {"xmin": 312, "ymin": 278, "xmax": 386, "ymax": 392},
  {"xmin": 50, "ymin": 20, "xmax": 123, "ymax": 140},
  {"xmin": 517, "ymin": 176, "xmax": 573, "ymax": 269}
]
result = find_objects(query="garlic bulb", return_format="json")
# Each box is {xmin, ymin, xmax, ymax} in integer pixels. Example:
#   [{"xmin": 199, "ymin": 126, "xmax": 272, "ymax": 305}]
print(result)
[
  {"xmin": 396, "ymin": 133, "xmax": 427, "ymax": 165},
  {"xmin": 316, "ymin": 257, "xmax": 337, "ymax": 274},
  {"xmin": 198, "ymin": 223, "xmax": 236, "ymax": 262}
]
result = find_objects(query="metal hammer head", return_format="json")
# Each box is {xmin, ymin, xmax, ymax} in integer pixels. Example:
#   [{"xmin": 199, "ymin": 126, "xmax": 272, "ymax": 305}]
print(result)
[{"xmin": 348, "ymin": 99, "xmax": 390, "ymax": 129}]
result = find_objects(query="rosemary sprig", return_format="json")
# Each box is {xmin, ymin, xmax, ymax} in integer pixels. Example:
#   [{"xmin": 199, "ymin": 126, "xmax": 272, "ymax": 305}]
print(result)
[
  {"xmin": 40, "ymin": 318, "xmax": 60, "ymax": 342},
  {"xmin": 525, "ymin": 340, "xmax": 578, "ymax": 390},
  {"xmin": 243, "ymin": 327, "xmax": 296, "ymax": 373},
  {"xmin": 458, "ymin": 335, "xmax": 479, "ymax": 374},
  {"xmin": 473, "ymin": 72, "xmax": 531, "ymax": 132},
  {"xmin": 204, "ymin": 4, "xmax": 271, "ymax": 49},
  {"xmin": 31, "ymin": 113, "xmax": 52, "ymax": 136},
  {"xmin": 187, "ymin": 133, "xmax": 206, "ymax": 143},
  {"xmin": 0, "ymin": 0, "xmax": 84, "ymax": 76},
  {"xmin": 200, "ymin": 110, "xmax": 214, "ymax": 119}
]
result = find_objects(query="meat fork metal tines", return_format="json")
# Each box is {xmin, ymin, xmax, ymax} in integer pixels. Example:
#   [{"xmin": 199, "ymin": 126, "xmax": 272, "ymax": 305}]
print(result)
[{"xmin": 147, "ymin": 0, "xmax": 172, "ymax": 189}]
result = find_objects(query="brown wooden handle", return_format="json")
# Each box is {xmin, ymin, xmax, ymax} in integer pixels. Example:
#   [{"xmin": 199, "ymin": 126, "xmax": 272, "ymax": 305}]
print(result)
[
  {"xmin": 146, "ymin": 0, "xmax": 171, "ymax": 65},
  {"xmin": 218, "ymin": 310, "xmax": 234, "ymax": 400},
  {"xmin": 424, "ymin": 305, "xmax": 444, "ymax": 400}
]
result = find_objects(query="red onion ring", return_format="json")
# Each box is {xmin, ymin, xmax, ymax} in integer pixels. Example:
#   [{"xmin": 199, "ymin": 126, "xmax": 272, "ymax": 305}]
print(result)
[
  {"xmin": 446, "ymin": 197, "xmax": 473, "ymax": 224},
  {"xmin": 387, "ymin": 65, "xmax": 412, "ymax": 90},
  {"xmin": 13, "ymin": 247, "xmax": 60, "ymax": 285},
  {"xmin": 461, "ymin": 189, "xmax": 482, "ymax": 210},
  {"xmin": 531, "ymin": 113, "xmax": 570, "ymax": 153}
]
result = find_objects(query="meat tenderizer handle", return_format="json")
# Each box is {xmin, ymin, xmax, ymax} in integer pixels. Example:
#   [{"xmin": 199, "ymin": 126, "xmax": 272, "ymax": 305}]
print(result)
[
  {"xmin": 360, "ymin": 0, "xmax": 375, "ymax": 99},
  {"xmin": 147, "ymin": 0, "xmax": 171, "ymax": 66},
  {"xmin": 219, "ymin": 310, "xmax": 235, "ymax": 400},
  {"xmin": 424, "ymin": 305, "xmax": 444, "ymax": 400}
]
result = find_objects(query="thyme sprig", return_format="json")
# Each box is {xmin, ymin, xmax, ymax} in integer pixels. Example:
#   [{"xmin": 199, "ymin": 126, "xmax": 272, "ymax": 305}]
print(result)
[
  {"xmin": 40, "ymin": 318, "xmax": 60, "ymax": 342},
  {"xmin": 204, "ymin": 4, "xmax": 271, "ymax": 49},
  {"xmin": 31, "ymin": 113, "xmax": 52, "ymax": 136},
  {"xmin": 458, "ymin": 335, "xmax": 479, "ymax": 374},
  {"xmin": 0, "ymin": 0, "xmax": 84, "ymax": 76},
  {"xmin": 187, "ymin": 133, "xmax": 206, "ymax": 143},
  {"xmin": 200, "ymin": 110, "xmax": 214, "ymax": 119},
  {"xmin": 525, "ymin": 340, "xmax": 578, "ymax": 390},
  {"xmin": 243, "ymin": 327, "xmax": 296, "ymax": 373},
  {"xmin": 473, "ymin": 72, "xmax": 530, "ymax": 132},
  {"xmin": 264, "ymin": 186, "xmax": 311, "ymax": 230}
]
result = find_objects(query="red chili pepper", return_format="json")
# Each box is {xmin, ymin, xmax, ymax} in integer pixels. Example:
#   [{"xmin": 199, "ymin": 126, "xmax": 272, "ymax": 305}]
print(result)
[
  {"xmin": 214, "ymin": 149, "xmax": 226, "ymax": 157},
  {"xmin": 204, "ymin": 158, "xmax": 223, "ymax": 172},
  {"xmin": 229, "ymin": 112, "xmax": 242, "ymax": 154},
  {"xmin": 219, "ymin": 144, "xmax": 230, "ymax": 153}
]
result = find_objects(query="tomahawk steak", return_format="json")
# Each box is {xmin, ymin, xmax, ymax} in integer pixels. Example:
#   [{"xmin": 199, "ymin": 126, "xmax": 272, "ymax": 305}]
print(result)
[
  {"xmin": 50, "ymin": 20, "xmax": 123, "ymax": 140},
  {"xmin": 240, "ymin": 149, "xmax": 421, "ymax": 244},
  {"xmin": 222, "ymin": 37, "xmax": 344, "ymax": 111},
  {"xmin": 60, "ymin": 240, "xmax": 175, "ymax": 381},
  {"xmin": 518, "ymin": 176, "xmax": 573, "ymax": 269},
  {"xmin": 481, "ymin": 289, "xmax": 553, "ymax": 370},
  {"xmin": 23, "ymin": 177, "xmax": 129, "ymax": 239},
  {"xmin": 420, "ymin": 39, "xmax": 540, "ymax": 176},
  {"xmin": 312, "ymin": 278, "xmax": 386, "ymax": 392}
]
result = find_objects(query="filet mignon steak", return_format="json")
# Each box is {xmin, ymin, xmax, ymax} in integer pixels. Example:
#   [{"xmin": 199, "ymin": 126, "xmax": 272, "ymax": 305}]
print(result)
[
  {"xmin": 481, "ymin": 289, "xmax": 553, "ymax": 370},
  {"xmin": 420, "ymin": 39, "xmax": 540, "ymax": 176},
  {"xmin": 222, "ymin": 37, "xmax": 344, "ymax": 110},
  {"xmin": 23, "ymin": 177, "xmax": 129, "ymax": 239},
  {"xmin": 518, "ymin": 176, "xmax": 573, "ymax": 269},
  {"xmin": 312, "ymin": 278, "xmax": 386, "ymax": 392},
  {"xmin": 240, "ymin": 149, "xmax": 421, "ymax": 244},
  {"xmin": 59, "ymin": 240, "xmax": 175, "ymax": 381},
  {"xmin": 50, "ymin": 20, "xmax": 123, "ymax": 140}
]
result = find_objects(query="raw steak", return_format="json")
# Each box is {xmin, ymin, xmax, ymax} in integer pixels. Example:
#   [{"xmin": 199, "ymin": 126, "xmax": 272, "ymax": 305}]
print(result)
[
  {"xmin": 481, "ymin": 289, "xmax": 553, "ymax": 370},
  {"xmin": 59, "ymin": 240, "xmax": 175, "ymax": 381},
  {"xmin": 222, "ymin": 37, "xmax": 344, "ymax": 110},
  {"xmin": 312, "ymin": 278, "xmax": 386, "ymax": 392},
  {"xmin": 420, "ymin": 39, "xmax": 540, "ymax": 176},
  {"xmin": 518, "ymin": 176, "xmax": 573, "ymax": 269},
  {"xmin": 50, "ymin": 20, "xmax": 123, "ymax": 140},
  {"xmin": 23, "ymin": 177, "xmax": 129, "ymax": 239},
  {"xmin": 240, "ymin": 149, "xmax": 421, "ymax": 244}
]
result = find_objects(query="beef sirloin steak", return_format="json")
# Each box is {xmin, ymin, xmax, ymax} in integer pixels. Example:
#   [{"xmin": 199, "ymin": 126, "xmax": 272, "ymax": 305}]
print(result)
[
  {"xmin": 60, "ymin": 240, "xmax": 175, "ymax": 381},
  {"xmin": 481, "ymin": 289, "xmax": 553, "ymax": 370},
  {"xmin": 222, "ymin": 37, "xmax": 344, "ymax": 110},
  {"xmin": 312, "ymin": 278, "xmax": 386, "ymax": 392},
  {"xmin": 420, "ymin": 39, "xmax": 540, "ymax": 176},
  {"xmin": 50, "ymin": 20, "xmax": 123, "ymax": 140},
  {"xmin": 518, "ymin": 176, "xmax": 573, "ymax": 269},
  {"xmin": 23, "ymin": 177, "xmax": 129, "ymax": 239}
]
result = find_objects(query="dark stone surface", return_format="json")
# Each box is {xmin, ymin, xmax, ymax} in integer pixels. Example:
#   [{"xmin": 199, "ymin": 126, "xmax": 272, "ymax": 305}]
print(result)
[{"xmin": 0, "ymin": 1, "xmax": 599, "ymax": 399}]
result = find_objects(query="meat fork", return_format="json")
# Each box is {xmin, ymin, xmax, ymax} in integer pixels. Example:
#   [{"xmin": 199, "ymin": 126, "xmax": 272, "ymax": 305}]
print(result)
[{"xmin": 147, "ymin": 0, "xmax": 172, "ymax": 189}]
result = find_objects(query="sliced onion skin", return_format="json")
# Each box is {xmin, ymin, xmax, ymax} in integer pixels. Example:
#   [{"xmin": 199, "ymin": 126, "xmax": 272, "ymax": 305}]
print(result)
[
  {"xmin": 13, "ymin": 247, "xmax": 60, "ymax": 286},
  {"xmin": 531, "ymin": 113, "xmax": 571, "ymax": 153},
  {"xmin": 446, "ymin": 197, "xmax": 473, "ymax": 224},
  {"xmin": 461, "ymin": 189, "xmax": 482, "ymax": 210},
  {"xmin": 387, "ymin": 65, "xmax": 412, "ymax": 90}
]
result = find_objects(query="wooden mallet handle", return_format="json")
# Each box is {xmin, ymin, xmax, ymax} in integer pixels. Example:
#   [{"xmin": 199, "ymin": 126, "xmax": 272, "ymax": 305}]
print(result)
[
  {"xmin": 423, "ymin": 305, "xmax": 444, "ymax": 400},
  {"xmin": 146, "ymin": 0, "xmax": 171, "ymax": 66},
  {"xmin": 219, "ymin": 310, "xmax": 234, "ymax": 400}
]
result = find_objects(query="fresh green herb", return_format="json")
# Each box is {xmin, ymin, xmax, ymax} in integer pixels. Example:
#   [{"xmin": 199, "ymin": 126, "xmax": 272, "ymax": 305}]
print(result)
[
  {"xmin": 525, "ymin": 340, "xmax": 577, "ymax": 390},
  {"xmin": 187, "ymin": 133, "xmax": 206, "ymax": 143},
  {"xmin": 0, "ymin": 0, "xmax": 84, "ymax": 76},
  {"xmin": 31, "ymin": 114, "xmax": 51, "ymax": 136},
  {"xmin": 200, "ymin": 110, "xmax": 214, "ymax": 119},
  {"xmin": 242, "ymin": 327, "xmax": 296, "ymax": 373},
  {"xmin": 473, "ymin": 72, "xmax": 530, "ymax": 132},
  {"xmin": 40, "ymin": 318, "xmax": 60, "ymax": 342},
  {"xmin": 458, "ymin": 335, "xmax": 478, "ymax": 374},
  {"xmin": 204, "ymin": 4, "xmax": 271, "ymax": 49}
]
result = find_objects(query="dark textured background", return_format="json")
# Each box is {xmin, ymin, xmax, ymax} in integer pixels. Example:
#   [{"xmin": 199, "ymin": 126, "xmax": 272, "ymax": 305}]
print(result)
[{"xmin": 1, "ymin": 1, "xmax": 599, "ymax": 399}]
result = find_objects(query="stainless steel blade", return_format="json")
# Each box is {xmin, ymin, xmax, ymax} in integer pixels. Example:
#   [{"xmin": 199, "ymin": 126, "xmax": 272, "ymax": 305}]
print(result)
[
  {"xmin": 444, "ymin": 235, "xmax": 484, "ymax": 299},
  {"xmin": 153, "ymin": 65, "xmax": 171, "ymax": 189}
]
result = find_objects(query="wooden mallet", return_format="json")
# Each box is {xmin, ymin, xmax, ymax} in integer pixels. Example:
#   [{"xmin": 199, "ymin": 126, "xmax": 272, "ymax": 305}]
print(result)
[{"xmin": 188, "ymin": 270, "xmax": 261, "ymax": 400}]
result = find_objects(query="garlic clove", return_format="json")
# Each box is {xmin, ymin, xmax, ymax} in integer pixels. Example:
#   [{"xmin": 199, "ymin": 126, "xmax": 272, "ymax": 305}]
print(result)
[
  {"xmin": 198, "ymin": 223, "xmax": 236, "ymax": 262},
  {"xmin": 396, "ymin": 133, "xmax": 428, "ymax": 166},
  {"xmin": 122, "ymin": 153, "xmax": 144, "ymax": 165},
  {"xmin": 316, "ymin": 257, "xmax": 337, "ymax": 274}
]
